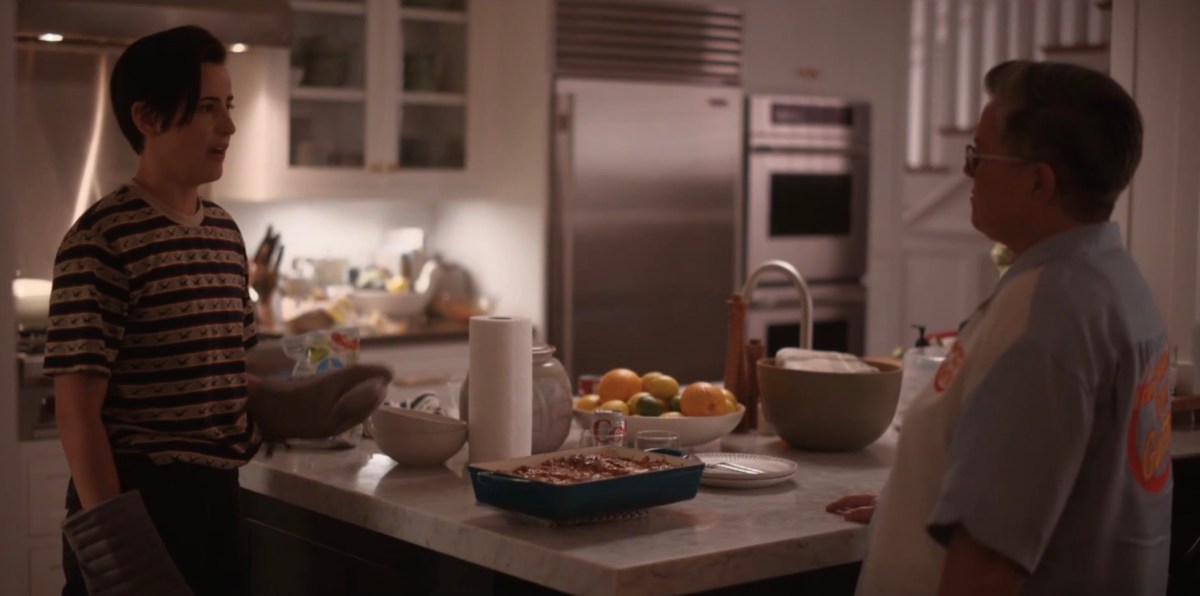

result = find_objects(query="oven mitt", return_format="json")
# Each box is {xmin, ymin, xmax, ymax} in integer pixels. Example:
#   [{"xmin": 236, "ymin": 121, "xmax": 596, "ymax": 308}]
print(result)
[
  {"xmin": 61, "ymin": 490, "xmax": 193, "ymax": 596},
  {"xmin": 248, "ymin": 364, "xmax": 393, "ymax": 441}
]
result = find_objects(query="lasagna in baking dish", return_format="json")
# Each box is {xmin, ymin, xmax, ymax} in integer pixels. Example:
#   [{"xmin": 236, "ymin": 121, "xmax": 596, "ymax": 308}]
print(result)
[{"xmin": 508, "ymin": 454, "xmax": 675, "ymax": 485}]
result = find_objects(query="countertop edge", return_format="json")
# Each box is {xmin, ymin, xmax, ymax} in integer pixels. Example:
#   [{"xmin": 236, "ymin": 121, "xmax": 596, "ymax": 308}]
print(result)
[
  {"xmin": 238, "ymin": 451, "xmax": 873, "ymax": 595},
  {"xmin": 238, "ymin": 458, "xmax": 626, "ymax": 594}
]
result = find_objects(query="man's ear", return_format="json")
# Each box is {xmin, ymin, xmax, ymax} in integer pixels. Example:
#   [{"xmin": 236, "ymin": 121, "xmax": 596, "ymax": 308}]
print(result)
[
  {"xmin": 130, "ymin": 102, "xmax": 162, "ymax": 139},
  {"xmin": 1030, "ymin": 162, "xmax": 1057, "ymax": 205}
]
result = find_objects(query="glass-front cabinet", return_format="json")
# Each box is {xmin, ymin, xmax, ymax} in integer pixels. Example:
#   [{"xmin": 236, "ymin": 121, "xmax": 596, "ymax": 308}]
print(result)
[
  {"xmin": 398, "ymin": 0, "xmax": 468, "ymax": 169},
  {"xmin": 290, "ymin": 2, "xmax": 368, "ymax": 168},
  {"xmin": 214, "ymin": 0, "xmax": 474, "ymax": 201}
]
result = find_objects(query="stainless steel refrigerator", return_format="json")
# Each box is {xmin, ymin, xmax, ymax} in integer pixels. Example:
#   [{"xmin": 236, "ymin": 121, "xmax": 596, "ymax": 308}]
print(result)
[{"xmin": 548, "ymin": 79, "xmax": 743, "ymax": 384}]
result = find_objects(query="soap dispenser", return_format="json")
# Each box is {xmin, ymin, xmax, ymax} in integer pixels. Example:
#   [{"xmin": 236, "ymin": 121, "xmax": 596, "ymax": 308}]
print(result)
[{"xmin": 894, "ymin": 325, "xmax": 948, "ymax": 430}]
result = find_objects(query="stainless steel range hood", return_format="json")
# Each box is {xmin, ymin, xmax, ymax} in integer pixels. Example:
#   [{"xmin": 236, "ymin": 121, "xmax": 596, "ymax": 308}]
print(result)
[{"xmin": 17, "ymin": 0, "xmax": 291, "ymax": 48}]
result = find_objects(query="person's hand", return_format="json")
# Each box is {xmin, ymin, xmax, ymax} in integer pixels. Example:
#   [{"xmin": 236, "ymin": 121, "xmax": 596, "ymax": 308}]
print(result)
[{"xmin": 826, "ymin": 493, "xmax": 878, "ymax": 524}]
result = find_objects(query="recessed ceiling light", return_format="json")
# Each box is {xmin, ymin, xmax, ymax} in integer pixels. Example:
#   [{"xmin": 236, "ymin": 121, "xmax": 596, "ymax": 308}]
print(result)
[
  {"xmin": 38, "ymin": 33, "xmax": 64, "ymax": 43},
  {"xmin": 230, "ymin": 43, "xmax": 248, "ymax": 54}
]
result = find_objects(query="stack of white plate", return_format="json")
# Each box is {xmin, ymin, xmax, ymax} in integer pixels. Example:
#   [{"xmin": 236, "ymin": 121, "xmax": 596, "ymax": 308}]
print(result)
[{"xmin": 695, "ymin": 453, "xmax": 798, "ymax": 489}]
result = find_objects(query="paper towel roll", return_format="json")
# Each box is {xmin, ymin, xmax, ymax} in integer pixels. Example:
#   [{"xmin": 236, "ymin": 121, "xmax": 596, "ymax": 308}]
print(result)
[{"xmin": 468, "ymin": 316, "xmax": 533, "ymax": 463}]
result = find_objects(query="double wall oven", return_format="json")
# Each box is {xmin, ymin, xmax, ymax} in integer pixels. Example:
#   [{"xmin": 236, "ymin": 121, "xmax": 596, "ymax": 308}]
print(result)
[{"xmin": 744, "ymin": 95, "xmax": 870, "ymax": 356}]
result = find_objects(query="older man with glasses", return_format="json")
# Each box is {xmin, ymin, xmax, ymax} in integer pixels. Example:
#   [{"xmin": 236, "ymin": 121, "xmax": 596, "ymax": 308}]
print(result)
[{"xmin": 828, "ymin": 60, "xmax": 1170, "ymax": 596}]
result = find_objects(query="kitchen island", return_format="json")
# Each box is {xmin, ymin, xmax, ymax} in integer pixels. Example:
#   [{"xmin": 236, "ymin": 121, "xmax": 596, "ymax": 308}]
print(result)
[
  {"xmin": 239, "ymin": 429, "xmax": 893, "ymax": 595},
  {"xmin": 239, "ymin": 429, "xmax": 1200, "ymax": 595}
]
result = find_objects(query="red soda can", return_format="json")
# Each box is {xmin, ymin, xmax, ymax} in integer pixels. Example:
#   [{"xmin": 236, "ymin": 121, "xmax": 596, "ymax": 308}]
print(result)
[
  {"xmin": 577, "ymin": 374, "xmax": 601, "ymax": 396},
  {"xmin": 590, "ymin": 409, "xmax": 626, "ymax": 446}
]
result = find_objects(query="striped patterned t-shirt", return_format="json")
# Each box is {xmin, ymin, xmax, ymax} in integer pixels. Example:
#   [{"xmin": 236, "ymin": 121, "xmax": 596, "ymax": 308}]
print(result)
[{"xmin": 44, "ymin": 182, "xmax": 261, "ymax": 469}]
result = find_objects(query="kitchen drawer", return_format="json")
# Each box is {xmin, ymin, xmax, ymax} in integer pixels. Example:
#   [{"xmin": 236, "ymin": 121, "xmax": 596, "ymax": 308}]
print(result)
[
  {"xmin": 26, "ymin": 456, "xmax": 71, "ymax": 537},
  {"xmin": 29, "ymin": 545, "xmax": 63, "ymax": 596}
]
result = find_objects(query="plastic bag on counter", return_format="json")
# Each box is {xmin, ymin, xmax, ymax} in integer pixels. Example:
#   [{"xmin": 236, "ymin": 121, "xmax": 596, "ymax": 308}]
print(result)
[{"xmin": 279, "ymin": 327, "xmax": 365, "ymax": 448}]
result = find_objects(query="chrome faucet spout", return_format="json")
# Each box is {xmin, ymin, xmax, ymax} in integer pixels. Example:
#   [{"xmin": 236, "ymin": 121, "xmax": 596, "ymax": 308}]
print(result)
[{"xmin": 739, "ymin": 260, "xmax": 813, "ymax": 349}]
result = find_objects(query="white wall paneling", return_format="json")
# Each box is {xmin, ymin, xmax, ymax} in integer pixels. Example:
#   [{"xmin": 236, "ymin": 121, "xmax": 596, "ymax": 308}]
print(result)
[
  {"xmin": 1111, "ymin": 0, "xmax": 1200, "ymax": 392},
  {"xmin": 901, "ymin": 242, "xmax": 995, "ymax": 342},
  {"xmin": 1058, "ymin": 0, "xmax": 1087, "ymax": 47},
  {"xmin": 953, "ymin": 0, "xmax": 982, "ymax": 131},
  {"xmin": 1086, "ymin": 0, "xmax": 1109, "ymax": 47},
  {"xmin": 1, "ymin": 0, "xmax": 29, "ymax": 593},
  {"xmin": 1033, "ymin": 0, "xmax": 1060, "ymax": 59},
  {"xmin": 907, "ymin": 0, "xmax": 933, "ymax": 166},
  {"xmin": 1005, "ymin": 0, "xmax": 1034, "ymax": 60}
]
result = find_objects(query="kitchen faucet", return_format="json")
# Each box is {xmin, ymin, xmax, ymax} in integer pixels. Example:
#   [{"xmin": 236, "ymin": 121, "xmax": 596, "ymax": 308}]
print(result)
[{"xmin": 739, "ymin": 260, "xmax": 813, "ymax": 349}]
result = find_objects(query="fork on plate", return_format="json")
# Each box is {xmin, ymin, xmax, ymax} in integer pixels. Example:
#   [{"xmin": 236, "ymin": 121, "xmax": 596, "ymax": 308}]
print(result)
[{"xmin": 705, "ymin": 461, "xmax": 765, "ymax": 475}]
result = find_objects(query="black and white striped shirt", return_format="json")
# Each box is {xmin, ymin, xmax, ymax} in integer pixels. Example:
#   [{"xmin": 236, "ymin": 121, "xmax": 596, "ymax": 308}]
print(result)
[{"xmin": 45, "ymin": 182, "xmax": 260, "ymax": 468}]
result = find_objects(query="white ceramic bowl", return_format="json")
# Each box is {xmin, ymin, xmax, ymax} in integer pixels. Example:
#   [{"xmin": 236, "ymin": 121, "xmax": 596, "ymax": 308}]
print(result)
[
  {"xmin": 374, "ymin": 424, "xmax": 467, "ymax": 466},
  {"xmin": 572, "ymin": 402, "xmax": 745, "ymax": 447},
  {"xmin": 371, "ymin": 407, "xmax": 467, "ymax": 466},
  {"xmin": 349, "ymin": 290, "xmax": 431, "ymax": 319},
  {"xmin": 371, "ymin": 405, "xmax": 465, "ymax": 434}
]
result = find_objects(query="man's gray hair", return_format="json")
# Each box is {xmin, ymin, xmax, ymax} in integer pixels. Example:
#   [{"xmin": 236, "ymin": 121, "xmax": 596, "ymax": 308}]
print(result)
[{"xmin": 984, "ymin": 60, "xmax": 1143, "ymax": 222}]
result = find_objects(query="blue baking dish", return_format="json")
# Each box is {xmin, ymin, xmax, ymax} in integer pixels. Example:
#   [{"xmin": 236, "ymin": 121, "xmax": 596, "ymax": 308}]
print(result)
[{"xmin": 468, "ymin": 446, "xmax": 704, "ymax": 522}]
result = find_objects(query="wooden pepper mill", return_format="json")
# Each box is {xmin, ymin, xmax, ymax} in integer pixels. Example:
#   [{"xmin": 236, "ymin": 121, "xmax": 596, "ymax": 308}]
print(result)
[
  {"xmin": 742, "ymin": 339, "xmax": 764, "ymax": 430},
  {"xmin": 725, "ymin": 295, "xmax": 759, "ymax": 432}
]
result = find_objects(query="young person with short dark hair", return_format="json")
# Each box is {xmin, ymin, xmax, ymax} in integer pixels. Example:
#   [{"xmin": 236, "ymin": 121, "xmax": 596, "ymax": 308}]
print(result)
[{"xmin": 47, "ymin": 26, "xmax": 390, "ymax": 595}]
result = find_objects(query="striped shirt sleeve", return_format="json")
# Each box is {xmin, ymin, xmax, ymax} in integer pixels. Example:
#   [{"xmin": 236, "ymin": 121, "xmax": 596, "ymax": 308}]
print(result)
[{"xmin": 43, "ymin": 228, "xmax": 129, "ymax": 377}]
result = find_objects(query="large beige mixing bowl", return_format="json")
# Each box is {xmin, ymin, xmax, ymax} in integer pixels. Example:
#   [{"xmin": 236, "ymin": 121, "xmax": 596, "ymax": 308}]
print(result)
[{"xmin": 757, "ymin": 357, "xmax": 902, "ymax": 452}]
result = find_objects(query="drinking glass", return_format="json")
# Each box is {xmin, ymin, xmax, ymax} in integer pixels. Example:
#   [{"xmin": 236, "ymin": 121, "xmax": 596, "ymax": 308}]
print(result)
[{"xmin": 634, "ymin": 430, "xmax": 681, "ymax": 451}]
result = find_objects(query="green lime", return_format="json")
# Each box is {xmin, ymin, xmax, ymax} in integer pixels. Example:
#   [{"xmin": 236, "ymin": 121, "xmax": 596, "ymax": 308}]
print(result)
[
  {"xmin": 669, "ymin": 394, "xmax": 682, "ymax": 412},
  {"xmin": 633, "ymin": 394, "xmax": 663, "ymax": 417}
]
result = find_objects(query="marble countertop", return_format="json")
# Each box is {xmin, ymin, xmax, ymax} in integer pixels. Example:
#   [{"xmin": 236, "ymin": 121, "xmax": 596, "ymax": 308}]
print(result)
[
  {"xmin": 240, "ymin": 429, "xmax": 895, "ymax": 595},
  {"xmin": 256, "ymin": 318, "xmax": 470, "ymax": 346},
  {"xmin": 240, "ymin": 427, "xmax": 1200, "ymax": 595}
]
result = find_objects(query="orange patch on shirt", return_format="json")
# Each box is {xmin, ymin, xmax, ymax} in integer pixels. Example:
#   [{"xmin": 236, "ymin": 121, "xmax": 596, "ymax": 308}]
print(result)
[
  {"xmin": 1127, "ymin": 349, "xmax": 1172, "ymax": 494},
  {"xmin": 933, "ymin": 343, "xmax": 966, "ymax": 393}
]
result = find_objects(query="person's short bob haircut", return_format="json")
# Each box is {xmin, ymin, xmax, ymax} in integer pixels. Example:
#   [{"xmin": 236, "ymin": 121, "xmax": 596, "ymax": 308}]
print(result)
[{"xmin": 110, "ymin": 26, "xmax": 227, "ymax": 154}]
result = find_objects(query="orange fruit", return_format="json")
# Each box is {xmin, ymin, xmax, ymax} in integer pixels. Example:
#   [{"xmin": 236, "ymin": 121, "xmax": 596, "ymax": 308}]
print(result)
[
  {"xmin": 598, "ymin": 368, "xmax": 643, "ymax": 403},
  {"xmin": 721, "ymin": 388, "xmax": 738, "ymax": 414},
  {"xmin": 597, "ymin": 400, "xmax": 629, "ymax": 415},
  {"xmin": 680, "ymin": 382, "xmax": 726, "ymax": 417},
  {"xmin": 575, "ymin": 394, "xmax": 601, "ymax": 412},
  {"xmin": 647, "ymin": 375, "xmax": 679, "ymax": 400},
  {"xmin": 641, "ymin": 371, "xmax": 664, "ymax": 390}
]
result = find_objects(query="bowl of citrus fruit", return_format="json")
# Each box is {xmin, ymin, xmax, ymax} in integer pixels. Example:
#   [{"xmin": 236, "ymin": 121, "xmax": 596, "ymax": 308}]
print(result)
[{"xmin": 572, "ymin": 368, "xmax": 745, "ymax": 447}]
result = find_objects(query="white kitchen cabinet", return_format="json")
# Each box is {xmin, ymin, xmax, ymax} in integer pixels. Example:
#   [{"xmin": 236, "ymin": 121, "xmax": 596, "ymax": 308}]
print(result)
[
  {"xmin": 24, "ymin": 453, "xmax": 69, "ymax": 537},
  {"xmin": 214, "ymin": 0, "xmax": 482, "ymax": 201},
  {"xmin": 28, "ymin": 546, "xmax": 62, "ymax": 596},
  {"xmin": 19, "ymin": 440, "xmax": 68, "ymax": 596}
]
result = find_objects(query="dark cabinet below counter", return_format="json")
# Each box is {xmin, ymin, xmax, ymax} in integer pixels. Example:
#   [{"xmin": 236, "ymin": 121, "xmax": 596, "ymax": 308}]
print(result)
[
  {"xmin": 239, "ymin": 489, "xmax": 863, "ymax": 595},
  {"xmin": 240, "ymin": 489, "xmax": 560, "ymax": 596}
]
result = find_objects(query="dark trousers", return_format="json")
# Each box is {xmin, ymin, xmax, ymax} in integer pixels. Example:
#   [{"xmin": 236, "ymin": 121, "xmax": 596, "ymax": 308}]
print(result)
[{"xmin": 62, "ymin": 456, "xmax": 243, "ymax": 596}]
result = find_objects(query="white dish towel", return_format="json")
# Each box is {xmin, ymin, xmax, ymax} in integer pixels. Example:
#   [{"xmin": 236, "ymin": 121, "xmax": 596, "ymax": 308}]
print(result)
[{"xmin": 776, "ymin": 348, "xmax": 877, "ymax": 374}]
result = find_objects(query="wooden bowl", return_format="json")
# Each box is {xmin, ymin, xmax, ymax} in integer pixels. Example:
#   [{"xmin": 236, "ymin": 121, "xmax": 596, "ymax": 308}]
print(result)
[{"xmin": 757, "ymin": 357, "xmax": 901, "ymax": 452}]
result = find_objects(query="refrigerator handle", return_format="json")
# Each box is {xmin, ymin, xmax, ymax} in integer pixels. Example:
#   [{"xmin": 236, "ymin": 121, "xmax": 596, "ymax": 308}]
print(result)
[{"xmin": 552, "ymin": 92, "xmax": 576, "ymax": 375}]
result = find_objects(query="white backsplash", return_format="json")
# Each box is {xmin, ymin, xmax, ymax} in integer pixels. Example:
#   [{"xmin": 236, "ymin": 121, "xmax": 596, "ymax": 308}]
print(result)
[
  {"xmin": 222, "ymin": 197, "xmax": 436, "ymax": 273},
  {"xmin": 223, "ymin": 195, "xmax": 547, "ymax": 337},
  {"xmin": 430, "ymin": 197, "xmax": 546, "ymax": 338}
]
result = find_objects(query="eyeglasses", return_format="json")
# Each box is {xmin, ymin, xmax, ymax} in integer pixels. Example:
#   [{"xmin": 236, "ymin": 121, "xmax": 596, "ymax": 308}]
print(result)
[{"xmin": 964, "ymin": 143, "xmax": 1026, "ymax": 178}]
